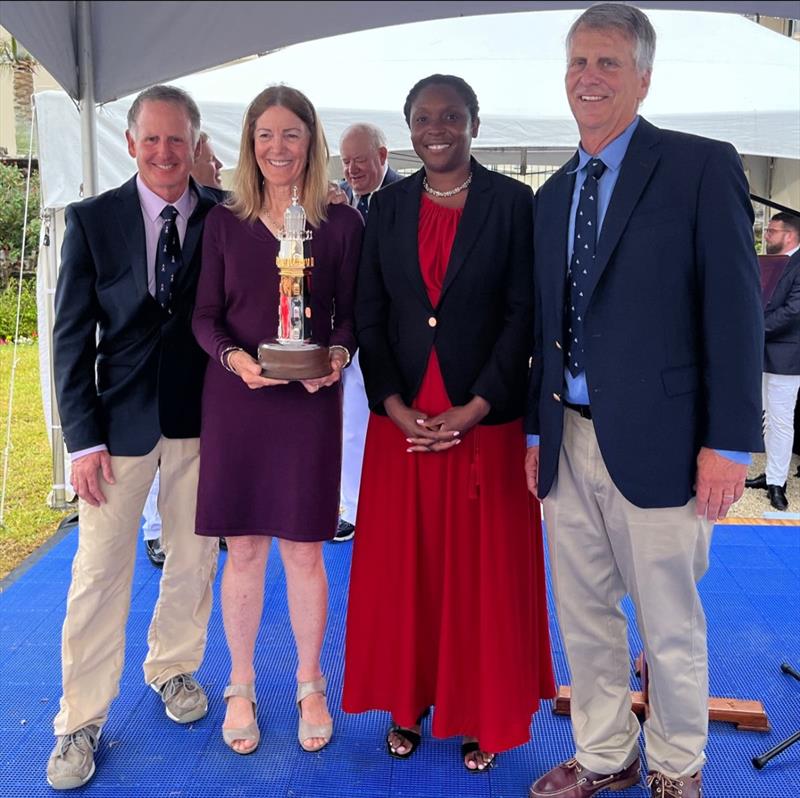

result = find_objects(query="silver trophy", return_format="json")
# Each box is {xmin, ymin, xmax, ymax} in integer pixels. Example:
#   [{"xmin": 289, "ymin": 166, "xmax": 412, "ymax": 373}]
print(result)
[{"xmin": 258, "ymin": 187, "xmax": 331, "ymax": 380}]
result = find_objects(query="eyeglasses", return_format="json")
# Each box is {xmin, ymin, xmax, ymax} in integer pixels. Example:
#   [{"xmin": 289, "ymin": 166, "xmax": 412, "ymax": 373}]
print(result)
[{"xmin": 765, "ymin": 227, "xmax": 787, "ymax": 235}]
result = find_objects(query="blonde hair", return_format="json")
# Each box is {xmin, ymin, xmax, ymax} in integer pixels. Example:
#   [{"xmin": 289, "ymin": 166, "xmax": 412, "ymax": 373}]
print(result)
[{"xmin": 228, "ymin": 85, "xmax": 329, "ymax": 227}]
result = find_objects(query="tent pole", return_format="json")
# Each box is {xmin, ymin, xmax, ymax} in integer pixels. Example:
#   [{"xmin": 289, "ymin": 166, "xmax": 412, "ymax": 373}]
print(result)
[
  {"xmin": 41, "ymin": 210, "xmax": 69, "ymax": 510},
  {"xmin": 45, "ymin": 0, "xmax": 99, "ymax": 511},
  {"xmin": 77, "ymin": 1, "xmax": 98, "ymax": 197}
]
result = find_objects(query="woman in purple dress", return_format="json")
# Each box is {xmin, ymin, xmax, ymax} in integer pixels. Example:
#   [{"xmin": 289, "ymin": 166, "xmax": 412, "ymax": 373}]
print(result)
[{"xmin": 192, "ymin": 86, "xmax": 362, "ymax": 756}]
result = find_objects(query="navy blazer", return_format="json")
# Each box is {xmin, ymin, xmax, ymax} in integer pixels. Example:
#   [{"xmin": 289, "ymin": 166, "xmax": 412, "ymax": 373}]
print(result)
[
  {"xmin": 764, "ymin": 250, "xmax": 800, "ymax": 375},
  {"xmin": 339, "ymin": 166, "xmax": 404, "ymax": 206},
  {"xmin": 526, "ymin": 118, "xmax": 764, "ymax": 508},
  {"xmin": 54, "ymin": 175, "xmax": 220, "ymax": 456},
  {"xmin": 357, "ymin": 159, "xmax": 534, "ymax": 425}
]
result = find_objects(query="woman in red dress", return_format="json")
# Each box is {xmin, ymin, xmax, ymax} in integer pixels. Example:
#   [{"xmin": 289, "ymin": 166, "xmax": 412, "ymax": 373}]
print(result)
[{"xmin": 343, "ymin": 75, "xmax": 555, "ymax": 771}]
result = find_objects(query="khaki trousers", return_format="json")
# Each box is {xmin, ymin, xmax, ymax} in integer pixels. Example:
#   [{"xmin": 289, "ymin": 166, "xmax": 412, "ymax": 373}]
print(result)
[
  {"xmin": 542, "ymin": 410, "xmax": 711, "ymax": 779},
  {"xmin": 53, "ymin": 437, "xmax": 218, "ymax": 736}
]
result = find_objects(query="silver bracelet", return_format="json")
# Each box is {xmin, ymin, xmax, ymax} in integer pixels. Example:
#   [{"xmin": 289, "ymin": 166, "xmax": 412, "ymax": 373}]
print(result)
[
  {"xmin": 329, "ymin": 345, "xmax": 351, "ymax": 368},
  {"xmin": 220, "ymin": 346, "xmax": 244, "ymax": 374}
]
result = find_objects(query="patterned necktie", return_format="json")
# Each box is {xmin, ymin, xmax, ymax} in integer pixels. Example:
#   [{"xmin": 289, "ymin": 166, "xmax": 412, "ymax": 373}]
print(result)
[
  {"xmin": 156, "ymin": 205, "xmax": 183, "ymax": 312},
  {"xmin": 356, "ymin": 193, "xmax": 371, "ymax": 221},
  {"xmin": 566, "ymin": 158, "xmax": 606, "ymax": 377}
]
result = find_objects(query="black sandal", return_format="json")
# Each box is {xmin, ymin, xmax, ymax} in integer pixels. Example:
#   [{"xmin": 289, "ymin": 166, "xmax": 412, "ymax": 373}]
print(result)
[
  {"xmin": 385, "ymin": 708, "xmax": 430, "ymax": 760},
  {"xmin": 461, "ymin": 740, "xmax": 496, "ymax": 773}
]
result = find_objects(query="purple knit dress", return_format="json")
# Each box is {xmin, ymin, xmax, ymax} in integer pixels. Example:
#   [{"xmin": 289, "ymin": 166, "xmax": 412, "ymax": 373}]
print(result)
[{"xmin": 192, "ymin": 202, "xmax": 363, "ymax": 541}]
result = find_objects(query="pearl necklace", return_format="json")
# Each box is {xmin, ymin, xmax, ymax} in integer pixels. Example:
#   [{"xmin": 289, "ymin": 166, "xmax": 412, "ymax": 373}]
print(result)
[{"xmin": 423, "ymin": 172, "xmax": 473, "ymax": 198}]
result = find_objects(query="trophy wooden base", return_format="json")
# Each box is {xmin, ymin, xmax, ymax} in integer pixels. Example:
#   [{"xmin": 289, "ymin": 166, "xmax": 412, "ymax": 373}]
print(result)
[{"xmin": 258, "ymin": 341, "xmax": 331, "ymax": 381}]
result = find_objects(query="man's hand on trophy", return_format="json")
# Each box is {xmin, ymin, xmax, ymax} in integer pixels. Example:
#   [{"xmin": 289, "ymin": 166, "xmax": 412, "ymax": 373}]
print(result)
[
  {"xmin": 230, "ymin": 351, "xmax": 289, "ymax": 389},
  {"xmin": 326, "ymin": 182, "xmax": 347, "ymax": 205}
]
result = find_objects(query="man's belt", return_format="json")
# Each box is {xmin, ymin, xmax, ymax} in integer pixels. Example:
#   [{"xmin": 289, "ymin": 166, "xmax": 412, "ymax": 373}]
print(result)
[{"xmin": 563, "ymin": 400, "xmax": 593, "ymax": 420}]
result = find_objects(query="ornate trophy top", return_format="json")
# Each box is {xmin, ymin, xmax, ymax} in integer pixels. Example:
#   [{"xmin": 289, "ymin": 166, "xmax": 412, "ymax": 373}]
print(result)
[
  {"xmin": 276, "ymin": 186, "xmax": 313, "ymax": 277},
  {"xmin": 279, "ymin": 186, "xmax": 313, "ymax": 243}
]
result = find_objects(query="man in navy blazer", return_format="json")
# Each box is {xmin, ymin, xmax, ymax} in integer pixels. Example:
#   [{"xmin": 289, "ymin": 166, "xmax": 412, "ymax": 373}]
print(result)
[
  {"xmin": 333, "ymin": 122, "xmax": 403, "ymax": 542},
  {"xmin": 745, "ymin": 212, "xmax": 800, "ymax": 510},
  {"xmin": 48, "ymin": 86, "xmax": 220, "ymax": 789},
  {"xmin": 525, "ymin": 6, "xmax": 763, "ymax": 798}
]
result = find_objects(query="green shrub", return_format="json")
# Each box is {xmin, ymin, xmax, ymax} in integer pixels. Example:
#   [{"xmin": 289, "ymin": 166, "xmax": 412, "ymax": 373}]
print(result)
[
  {"xmin": 0, "ymin": 161, "xmax": 40, "ymax": 274},
  {"xmin": 0, "ymin": 277, "xmax": 37, "ymax": 340}
]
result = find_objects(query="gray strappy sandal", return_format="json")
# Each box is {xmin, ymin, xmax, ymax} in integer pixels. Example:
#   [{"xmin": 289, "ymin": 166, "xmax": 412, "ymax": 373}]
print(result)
[
  {"xmin": 222, "ymin": 683, "xmax": 260, "ymax": 755},
  {"xmin": 296, "ymin": 676, "xmax": 333, "ymax": 752}
]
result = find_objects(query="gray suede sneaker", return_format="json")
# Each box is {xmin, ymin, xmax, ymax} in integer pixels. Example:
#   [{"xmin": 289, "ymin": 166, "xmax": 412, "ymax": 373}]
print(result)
[
  {"xmin": 155, "ymin": 673, "xmax": 208, "ymax": 723},
  {"xmin": 46, "ymin": 724, "xmax": 100, "ymax": 790}
]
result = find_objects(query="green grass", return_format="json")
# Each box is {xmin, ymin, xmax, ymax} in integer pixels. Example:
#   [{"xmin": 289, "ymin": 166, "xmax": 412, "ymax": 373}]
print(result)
[{"xmin": 0, "ymin": 342, "xmax": 70, "ymax": 579}]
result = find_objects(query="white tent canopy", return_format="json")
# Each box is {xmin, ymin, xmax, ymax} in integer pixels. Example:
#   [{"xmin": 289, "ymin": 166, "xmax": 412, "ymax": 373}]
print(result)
[
  {"xmin": 3, "ymin": 1, "xmax": 798, "ymax": 104},
  {"xmin": 34, "ymin": 10, "xmax": 799, "ymax": 211}
]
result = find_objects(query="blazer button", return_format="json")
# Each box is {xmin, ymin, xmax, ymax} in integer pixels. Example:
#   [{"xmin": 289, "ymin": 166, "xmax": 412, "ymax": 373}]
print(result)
[
  {"xmin": 555, "ymin": 340, "xmax": 562, "ymax": 350},
  {"xmin": 428, "ymin": 316, "xmax": 437, "ymax": 328},
  {"xmin": 552, "ymin": 392, "xmax": 561, "ymax": 402}
]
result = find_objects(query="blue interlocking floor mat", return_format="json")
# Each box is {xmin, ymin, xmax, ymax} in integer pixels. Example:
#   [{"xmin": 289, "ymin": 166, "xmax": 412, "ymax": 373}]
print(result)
[{"xmin": 0, "ymin": 521, "xmax": 798, "ymax": 797}]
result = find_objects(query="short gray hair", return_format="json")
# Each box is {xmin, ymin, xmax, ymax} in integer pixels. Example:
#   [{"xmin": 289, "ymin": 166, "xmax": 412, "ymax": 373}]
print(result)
[
  {"xmin": 127, "ymin": 85, "xmax": 202, "ymax": 144},
  {"xmin": 340, "ymin": 122, "xmax": 388, "ymax": 152},
  {"xmin": 566, "ymin": 3, "xmax": 656, "ymax": 73}
]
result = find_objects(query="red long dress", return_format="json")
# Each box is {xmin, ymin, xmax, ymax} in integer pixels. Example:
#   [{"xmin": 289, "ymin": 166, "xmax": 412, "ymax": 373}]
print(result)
[{"xmin": 343, "ymin": 195, "xmax": 555, "ymax": 753}]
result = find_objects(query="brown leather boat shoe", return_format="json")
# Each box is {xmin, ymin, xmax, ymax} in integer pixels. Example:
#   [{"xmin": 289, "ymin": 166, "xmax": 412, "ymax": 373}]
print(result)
[{"xmin": 529, "ymin": 756, "xmax": 641, "ymax": 798}]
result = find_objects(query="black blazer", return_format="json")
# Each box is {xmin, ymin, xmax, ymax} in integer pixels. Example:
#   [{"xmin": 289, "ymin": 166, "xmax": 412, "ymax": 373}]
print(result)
[
  {"xmin": 356, "ymin": 159, "xmax": 534, "ymax": 425},
  {"xmin": 54, "ymin": 175, "xmax": 220, "ymax": 456},
  {"xmin": 764, "ymin": 250, "xmax": 800, "ymax": 375},
  {"xmin": 526, "ymin": 118, "xmax": 764, "ymax": 508}
]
